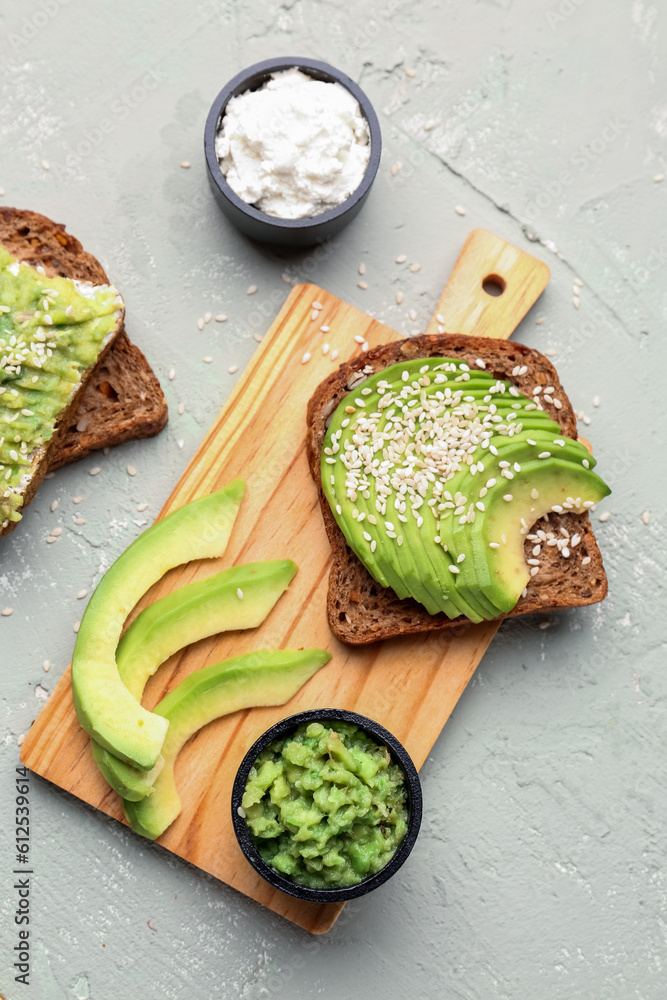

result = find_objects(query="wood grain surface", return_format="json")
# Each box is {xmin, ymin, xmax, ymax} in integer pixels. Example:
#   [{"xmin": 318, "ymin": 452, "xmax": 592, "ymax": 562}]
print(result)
[{"xmin": 21, "ymin": 230, "xmax": 550, "ymax": 934}]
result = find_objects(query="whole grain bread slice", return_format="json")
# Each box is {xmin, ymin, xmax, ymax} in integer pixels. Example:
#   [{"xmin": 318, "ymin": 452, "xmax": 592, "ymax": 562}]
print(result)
[
  {"xmin": 0, "ymin": 208, "xmax": 167, "ymax": 537},
  {"xmin": 0, "ymin": 208, "xmax": 168, "ymax": 475},
  {"xmin": 306, "ymin": 333, "xmax": 608, "ymax": 645}
]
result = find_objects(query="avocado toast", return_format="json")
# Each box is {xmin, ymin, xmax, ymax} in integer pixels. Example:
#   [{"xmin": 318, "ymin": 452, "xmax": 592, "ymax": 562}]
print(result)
[
  {"xmin": 0, "ymin": 208, "xmax": 168, "ymax": 536},
  {"xmin": 306, "ymin": 333, "xmax": 609, "ymax": 644}
]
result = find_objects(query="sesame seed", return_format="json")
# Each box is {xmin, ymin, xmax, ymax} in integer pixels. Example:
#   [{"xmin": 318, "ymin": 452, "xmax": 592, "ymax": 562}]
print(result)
[
  {"xmin": 228, "ymin": 365, "xmax": 239, "ymax": 374},
  {"xmin": 354, "ymin": 334, "xmax": 365, "ymax": 345},
  {"xmin": 301, "ymin": 352, "xmax": 311, "ymax": 364},
  {"xmin": 475, "ymin": 358, "xmax": 486, "ymax": 368},
  {"xmin": 573, "ymin": 278, "xmax": 584, "ymax": 287},
  {"xmin": 1, "ymin": 607, "xmax": 13, "ymax": 616},
  {"xmin": 331, "ymin": 349, "xmax": 339, "ymax": 360},
  {"xmin": 544, "ymin": 348, "xmax": 556, "ymax": 356},
  {"xmin": 530, "ymin": 566, "xmax": 540, "ymax": 577},
  {"xmin": 503, "ymin": 494, "xmax": 513, "ymax": 502},
  {"xmin": 73, "ymin": 517, "xmax": 86, "ymax": 525},
  {"xmin": 215, "ymin": 314, "xmax": 228, "ymax": 322},
  {"xmin": 641, "ymin": 510, "xmax": 650, "ymax": 525},
  {"xmin": 237, "ymin": 588, "xmax": 244, "ymax": 600},
  {"xmin": 197, "ymin": 318, "xmax": 205, "ymax": 331},
  {"xmin": 581, "ymin": 556, "xmax": 591, "ymax": 565},
  {"xmin": 41, "ymin": 159, "xmax": 50, "ymax": 170},
  {"xmin": 396, "ymin": 291, "xmax": 404, "ymax": 304},
  {"xmin": 598, "ymin": 511, "xmax": 611, "ymax": 522},
  {"xmin": 320, "ymin": 324, "xmax": 330, "ymax": 333},
  {"xmin": 409, "ymin": 263, "xmax": 422, "ymax": 273},
  {"xmin": 454, "ymin": 205, "xmax": 466, "ymax": 216},
  {"xmin": 391, "ymin": 162, "xmax": 402, "ymax": 176},
  {"xmin": 358, "ymin": 281, "xmax": 368, "ymax": 290},
  {"xmin": 456, "ymin": 553, "xmax": 465, "ymax": 563},
  {"xmin": 247, "ymin": 285, "xmax": 257, "ymax": 295},
  {"xmin": 538, "ymin": 452, "xmax": 551, "ymax": 459},
  {"xmin": 405, "ymin": 67, "xmax": 417, "ymax": 77},
  {"xmin": 126, "ymin": 465, "xmax": 136, "ymax": 477},
  {"xmin": 653, "ymin": 173, "xmax": 664, "ymax": 182},
  {"xmin": 593, "ymin": 395, "xmax": 600, "ymax": 407},
  {"xmin": 73, "ymin": 621, "xmax": 81, "ymax": 633},
  {"xmin": 73, "ymin": 496, "xmax": 83, "ymax": 504},
  {"xmin": 488, "ymin": 542, "xmax": 500, "ymax": 549},
  {"xmin": 180, "ymin": 161, "xmax": 191, "ymax": 168},
  {"xmin": 395, "ymin": 255, "xmax": 407, "ymax": 264},
  {"xmin": 43, "ymin": 660, "xmax": 50, "ymax": 671},
  {"xmin": 572, "ymin": 297, "xmax": 580, "ymax": 309},
  {"xmin": 531, "ymin": 488, "xmax": 539, "ymax": 499},
  {"xmin": 77, "ymin": 589, "xmax": 88, "ymax": 600},
  {"xmin": 203, "ymin": 356, "xmax": 213, "ymax": 363},
  {"xmin": 535, "ymin": 317, "xmax": 545, "ymax": 325},
  {"xmin": 322, "ymin": 343, "xmax": 330, "ymax": 355},
  {"xmin": 178, "ymin": 402, "xmax": 185, "ymax": 415},
  {"xmin": 203, "ymin": 312, "xmax": 212, "ymax": 324},
  {"xmin": 253, "ymin": 333, "xmax": 263, "ymax": 342},
  {"xmin": 50, "ymin": 500, "xmax": 59, "ymax": 512},
  {"xmin": 51, "ymin": 527, "xmax": 62, "ymax": 537},
  {"xmin": 448, "ymin": 564, "xmax": 460, "ymax": 573},
  {"xmin": 424, "ymin": 121, "xmax": 435, "ymax": 131},
  {"xmin": 311, "ymin": 309, "xmax": 319, "ymax": 320},
  {"xmin": 312, "ymin": 301, "xmax": 323, "ymax": 310},
  {"xmin": 168, "ymin": 368, "xmax": 176, "ymax": 380},
  {"xmin": 89, "ymin": 467, "xmax": 101, "ymax": 476},
  {"xmin": 408, "ymin": 309, "xmax": 417, "ymax": 321},
  {"xmin": 358, "ymin": 262, "xmax": 366, "ymax": 275},
  {"xmin": 137, "ymin": 503, "xmax": 148, "ymax": 512}
]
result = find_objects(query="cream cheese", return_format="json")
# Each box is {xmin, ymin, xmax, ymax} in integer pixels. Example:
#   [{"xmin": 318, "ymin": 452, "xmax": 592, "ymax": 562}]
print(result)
[{"xmin": 215, "ymin": 68, "xmax": 371, "ymax": 219}]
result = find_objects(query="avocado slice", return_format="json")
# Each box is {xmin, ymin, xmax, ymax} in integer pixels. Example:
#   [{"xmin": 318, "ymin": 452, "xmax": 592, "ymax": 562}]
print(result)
[
  {"xmin": 470, "ymin": 459, "xmax": 610, "ymax": 610},
  {"xmin": 92, "ymin": 559, "xmax": 298, "ymax": 799},
  {"xmin": 72, "ymin": 480, "xmax": 246, "ymax": 770},
  {"xmin": 123, "ymin": 648, "xmax": 331, "ymax": 841}
]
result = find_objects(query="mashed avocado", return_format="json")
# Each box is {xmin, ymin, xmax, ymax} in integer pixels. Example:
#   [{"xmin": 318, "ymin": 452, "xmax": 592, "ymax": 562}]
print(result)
[
  {"xmin": 242, "ymin": 721, "xmax": 409, "ymax": 889},
  {"xmin": 0, "ymin": 245, "xmax": 122, "ymax": 527}
]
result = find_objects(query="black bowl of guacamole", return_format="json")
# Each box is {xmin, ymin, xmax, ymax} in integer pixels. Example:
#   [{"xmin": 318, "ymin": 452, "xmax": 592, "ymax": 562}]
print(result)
[{"xmin": 231, "ymin": 708, "xmax": 422, "ymax": 902}]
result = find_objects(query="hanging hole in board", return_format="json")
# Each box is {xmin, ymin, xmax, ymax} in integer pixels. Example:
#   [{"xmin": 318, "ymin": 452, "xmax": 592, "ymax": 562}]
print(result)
[{"xmin": 482, "ymin": 274, "xmax": 506, "ymax": 297}]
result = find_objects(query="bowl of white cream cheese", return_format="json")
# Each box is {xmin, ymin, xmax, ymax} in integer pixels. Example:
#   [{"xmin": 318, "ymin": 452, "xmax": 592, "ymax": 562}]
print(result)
[{"xmin": 204, "ymin": 57, "xmax": 381, "ymax": 246}]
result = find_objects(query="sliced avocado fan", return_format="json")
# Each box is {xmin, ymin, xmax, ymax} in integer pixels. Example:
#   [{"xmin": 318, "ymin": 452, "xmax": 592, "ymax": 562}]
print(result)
[
  {"xmin": 92, "ymin": 559, "xmax": 298, "ymax": 800},
  {"xmin": 123, "ymin": 648, "xmax": 331, "ymax": 841},
  {"xmin": 72, "ymin": 480, "xmax": 246, "ymax": 771},
  {"xmin": 321, "ymin": 358, "xmax": 610, "ymax": 621}
]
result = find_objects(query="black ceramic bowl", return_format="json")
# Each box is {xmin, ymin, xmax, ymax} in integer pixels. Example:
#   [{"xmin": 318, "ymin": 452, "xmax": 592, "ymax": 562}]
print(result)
[
  {"xmin": 204, "ymin": 57, "xmax": 382, "ymax": 247},
  {"xmin": 231, "ymin": 708, "xmax": 422, "ymax": 903}
]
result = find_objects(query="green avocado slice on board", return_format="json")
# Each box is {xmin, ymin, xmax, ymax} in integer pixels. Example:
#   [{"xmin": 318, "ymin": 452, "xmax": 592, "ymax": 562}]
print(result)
[
  {"xmin": 92, "ymin": 559, "xmax": 298, "ymax": 800},
  {"xmin": 123, "ymin": 648, "xmax": 331, "ymax": 841},
  {"xmin": 72, "ymin": 480, "xmax": 246, "ymax": 771}
]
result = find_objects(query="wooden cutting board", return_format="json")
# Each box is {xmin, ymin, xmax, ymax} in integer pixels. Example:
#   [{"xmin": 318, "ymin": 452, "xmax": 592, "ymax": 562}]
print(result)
[{"xmin": 21, "ymin": 230, "xmax": 550, "ymax": 934}]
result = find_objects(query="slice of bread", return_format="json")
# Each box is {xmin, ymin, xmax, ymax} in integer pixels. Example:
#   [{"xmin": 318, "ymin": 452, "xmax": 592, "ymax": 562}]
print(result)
[
  {"xmin": 306, "ymin": 333, "xmax": 608, "ymax": 645},
  {"xmin": 0, "ymin": 208, "xmax": 167, "ymax": 536}
]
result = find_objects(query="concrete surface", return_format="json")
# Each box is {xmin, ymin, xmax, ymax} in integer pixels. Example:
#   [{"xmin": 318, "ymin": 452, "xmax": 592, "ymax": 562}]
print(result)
[{"xmin": 1, "ymin": 1, "xmax": 666, "ymax": 998}]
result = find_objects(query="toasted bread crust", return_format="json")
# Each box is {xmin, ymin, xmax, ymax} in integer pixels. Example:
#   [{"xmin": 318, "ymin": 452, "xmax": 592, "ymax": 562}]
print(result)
[{"xmin": 306, "ymin": 334, "xmax": 608, "ymax": 644}]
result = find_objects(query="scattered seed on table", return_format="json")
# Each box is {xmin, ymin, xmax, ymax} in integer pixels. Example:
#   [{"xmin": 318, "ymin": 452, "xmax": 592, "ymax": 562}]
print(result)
[
  {"xmin": 0, "ymin": 188, "xmax": 5, "ymax": 196},
  {"xmin": 127, "ymin": 465, "xmax": 136, "ymax": 477},
  {"xmin": 535, "ymin": 317, "xmax": 545, "ymax": 325},
  {"xmin": 331, "ymin": 349, "xmax": 339, "ymax": 360},
  {"xmin": 653, "ymin": 173, "xmax": 664, "ymax": 182},
  {"xmin": 180, "ymin": 161, "xmax": 191, "ymax": 168},
  {"xmin": 73, "ymin": 496, "xmax": 83, "ymax": 504},
  {"xmin": 147, "ymin": 920, "xmax": 157, "ymax": 932},
  {"xmin": 1, "ymin": 608, "xmax": 12, "ymax": 616},
  {"xmin": 168, "ymin": 368, "xmax": 176, "ymax": 380},
  {"xmin": 358, "ymin": 262, "xmax": 366, "ymax": 275},
  {"xmin": 77, "ymin": 589, "xmax": 88, "ymax": 600},
  {"xmin": 598, "ymin": 511, "xmax": 611, "ymax": 522},
  {"xmin": 46, "ymin": 536, "xmax": 57, "ymax": 544},
  {"xmin": 408, "ymin": 308, "xmax": 417, "ymax": 321},
  {"xmin": 197, "ymin": 317, "xmax": 204, "ymax": 331},
  {"xmin": 396, "ymin": 291, "xmax": 404, "ymax": 304},
  {"xmin": 322, "ymin": 343, "xmax": 330, "ymax": 355},
  {"xmin": 454, "ymin": 205, "xmax": 466, "ymax": 216},
  {"xmin": 320, "ymin": 324, "xmax": 330, "ymax": 333},
  {"xmin": 51, "ymin": 527, "xmax": 62, "ymax": 537},
  {"xmin": 281, "ymin": 273, "xmax": 292, "ymax": 284},
  {"xmin": 641, "ymin": 511, "xmax": 650, "ymax": 524},
  {"xmin": 409, "ymin": 263, "xmax": 421, "ymax": 273},
  {"xmin": 311, "ymin": 309, "xmax": 319, "ymax": 321},
  {"xmin": 253, "ymin": 333, "xmax": 263, "ymax": 342},
  {"xmin": 50, "ymin": 500, "xmax": 58, "ymax": 512},
  {"xmin": 423, "ymin": 121, "xmax": 435, "ymax": 131},
  {"xmin": 17, "ymin": 734, "xmax": 25, "ymax": 746},
  {"xmin": 572, "ymin": 296, "xmax": 580, "ymax": 309},
  {"xmin": 312, "ymin": 300, "xmax": 323, "ymax": 310},
  {"xmin": 228, "ymin": 365, "xmax": 239, "ymax": 374},
  {"xmin": 74, "ymin": 517, "xmax": 86, "ymax": 525},
  {"xmin": 391, "ymin": 162, "xmax": 402, "ymax": 176},
  {"xmin": 354, "ymin": 334, "xmax": 365, "ymax": 344},
  {"xmin": 301, "ymin": 352, "xmax": 311, "ymax": 364},
  {"xmin": 203, "ymin": 356, "xmax": 213, "ymax": 363},
  {"xmin": 43, "ymin": 660, "xmax": 50, "ymax": 671},
  {"xmin": 247, "ymin": 285, "xmax": 258, "ymax": 295},
  {"xmin": 358, "ymin": 281, "xmax": 368, "ymax": 290},
  {"xmin": 204, "ymin": 312, "xmax": 212, "ymax": 324},
  {"xmin": 395, "ymin": 254, "xmax": 407, "ymax": 264},
  {"xmin": 177, "ymin": 440, "xmax": 184, "ymax": 449},
  {"xmin": 544, "ymin": 348, "xmax": 556, "ymax": 356},
  {"xmin": 73, "ymin": 621, "xmax": 80, "ymax": 633},
  {"xmin": 405, "ymin": 67, "xmax": 417, "ymax": 77},
  {"xmin": 178, "ymin": 402, "xmax": 185, "ymax": 415},
  {"xmin": 89, "ymin": 467, "xmax": 101, "ymax": 476},
  {"xmin": 593, "ymin": 395, "xmax": 600, "ymax": 407},
  {"xmin": 41, "ymin": 159, "xmax": 50, "ymax": 170},
  {"xmin": 574, "ymin": 277, "xmax": 584, "ymax": 287},
  {"xmin": 137, "ymin": 503, "xmax": 148, "ymax": 512},
  {"xmin": 215, "ymin": 314, "xmax": 228, "ymax": 322}
]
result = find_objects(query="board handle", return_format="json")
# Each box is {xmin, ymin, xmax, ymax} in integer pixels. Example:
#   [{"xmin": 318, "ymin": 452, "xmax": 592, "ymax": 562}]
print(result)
[{"xmin": 425, "ymin": 229, "xmax": 550, "ymax": 342}]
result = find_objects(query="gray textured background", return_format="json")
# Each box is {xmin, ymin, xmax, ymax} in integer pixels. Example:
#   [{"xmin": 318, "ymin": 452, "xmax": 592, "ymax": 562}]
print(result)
[{"xmin": 1, "ymin": 1, "xmax": 666, "ymax": 998}]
